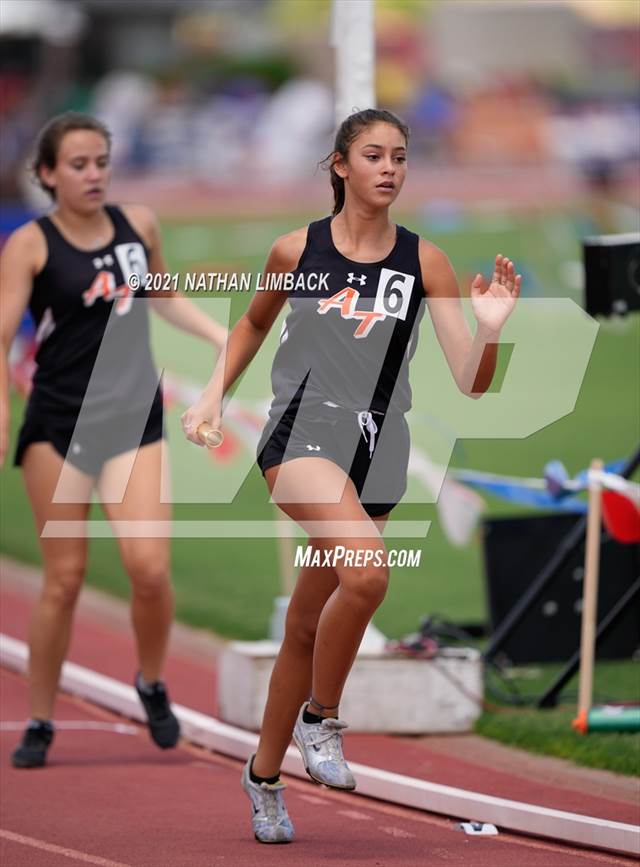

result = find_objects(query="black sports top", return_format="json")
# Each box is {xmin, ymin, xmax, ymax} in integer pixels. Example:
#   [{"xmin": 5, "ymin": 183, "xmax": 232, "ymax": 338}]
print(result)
[
  {"xmin": 268, "ymin": 216, "xmax": 425, "ymax": 418},
  {"xmin": 28, "ymin": 205, "xmax": 159, "ymax": 421}
]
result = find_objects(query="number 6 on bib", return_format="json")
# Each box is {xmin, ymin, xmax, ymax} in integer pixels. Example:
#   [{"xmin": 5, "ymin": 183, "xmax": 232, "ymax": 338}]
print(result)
[{"xmin": 373, "ymin": 268, "xmax": 414, "ymax": 321}]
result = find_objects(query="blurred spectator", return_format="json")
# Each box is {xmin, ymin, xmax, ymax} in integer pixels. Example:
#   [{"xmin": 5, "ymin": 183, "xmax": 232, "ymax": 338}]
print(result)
[
  {"xmin": 1, "ymin": 0, "xmax": 638, "ymax": 200},
  {"xmin": 249, "ymin": 78, "xmax": 333, "ymax": 181},
  {"xmin": 406, "ymin": 83, "xmax": 458, "ymax": 161},
  {"xmin": 546, "ymin": 102, "xmax": 639, "ymax": 166},
  {"xmin": 91, "ymin": 71, "xmax": 158, "ymax": 170}
]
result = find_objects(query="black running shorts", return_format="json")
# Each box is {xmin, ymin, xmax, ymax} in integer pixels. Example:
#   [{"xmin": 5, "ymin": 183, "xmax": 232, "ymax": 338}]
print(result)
[
  {"xmin": 257, "ymin": 402, "xmax": 410, "ymax": 518},
  {"xmin": 14, "ymin": 391, "xmax": 164, "ymax": 477}
]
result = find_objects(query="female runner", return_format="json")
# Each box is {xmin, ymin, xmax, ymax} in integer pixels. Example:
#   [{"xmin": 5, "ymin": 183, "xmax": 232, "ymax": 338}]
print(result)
[
  {"xmin": 182, "ymin": 108, "xmax": 521, "ymax": 842},
  {"xmin": 0, "ymin": 112, "xmax": 226, "ymax": 768}
]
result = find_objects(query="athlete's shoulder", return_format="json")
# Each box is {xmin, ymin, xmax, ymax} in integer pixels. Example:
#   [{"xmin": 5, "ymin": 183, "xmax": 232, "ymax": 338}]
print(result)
[
  {"xmin": 6, "ymin": 219, "xmax": 46, "ymax": 247},
  {"xmin": 1, "ymin": 219, "xmax": 48, "ymax": 274},
  {"xmin": 417, "ymin": 238, "xmax": 458, "ymax": 297},
  {"xmin": 119, "ymin": 204, "xmax": 159, "ymax": 248},
  {"xmin": 418, "ymin": 237, "xmax": 454, "ymax": 271},
  {"xmin": 269, "ymin": 226, "xmax": 308, "ymax": 271}
]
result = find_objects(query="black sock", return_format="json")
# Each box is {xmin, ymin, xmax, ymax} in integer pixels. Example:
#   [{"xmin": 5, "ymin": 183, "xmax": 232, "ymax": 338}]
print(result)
[
  {"xmin": 136, "ymin": 672, "xmax": 159, "ymax": 695},
  {"xmin": 303, "ymin": 705, "xmax": 325, "ymax": 725},
  {"xmin": 28, "ymin": 718, "xmax": 53, "ymax": 732},
  {"xmin": 249, "ymin": 756, "xmax": 280, "ymax": 786}
]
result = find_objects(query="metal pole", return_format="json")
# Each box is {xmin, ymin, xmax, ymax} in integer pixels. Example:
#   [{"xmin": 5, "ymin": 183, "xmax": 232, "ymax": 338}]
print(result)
[
  {"xmin": 331, "ymin": 0, "xmax": 375, "ymax": 127},
  {"xmin": 573, "ymin": 459, "xmax": 604, "ymax": 730}
]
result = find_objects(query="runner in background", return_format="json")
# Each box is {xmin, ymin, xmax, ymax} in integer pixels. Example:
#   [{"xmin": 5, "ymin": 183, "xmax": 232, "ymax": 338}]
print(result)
[{"xmin": 0, "ymin": 112, "xmax": 227, "ymax": 768}]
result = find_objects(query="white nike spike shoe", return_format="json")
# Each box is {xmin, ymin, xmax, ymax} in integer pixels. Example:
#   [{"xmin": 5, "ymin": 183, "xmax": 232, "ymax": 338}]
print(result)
[
  {"xmin": 241, "ymin": 757, "xmax": 295, "ymax": 844},
  {"xmin": 292, "ymin": 703, "xmax": 356, "ymax": 790}
]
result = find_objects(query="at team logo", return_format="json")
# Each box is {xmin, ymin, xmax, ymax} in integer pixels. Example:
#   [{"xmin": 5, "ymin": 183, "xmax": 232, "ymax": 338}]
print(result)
[
  {"xmin": 317, "ymin": 269, "xmax": 415, "ymax": 338},
  {"xmin": 82, "ymin": 242, "xmax": 148, "ymax": 316}
]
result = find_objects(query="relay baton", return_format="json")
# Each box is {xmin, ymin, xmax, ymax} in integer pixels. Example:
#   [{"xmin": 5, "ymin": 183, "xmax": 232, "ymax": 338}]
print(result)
[{"xmin": 196, "ymin": 422, "xmax": 224, "ymax": 449}]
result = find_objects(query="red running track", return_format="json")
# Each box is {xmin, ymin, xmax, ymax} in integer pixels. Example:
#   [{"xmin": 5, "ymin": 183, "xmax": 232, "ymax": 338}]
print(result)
[
  {"xmin": 1, "ymin": 566, "xmax": 637, "ymax": 866},
  {"xmin": 2, "ymin": 670, "xmax": 636, "ymax": 867}
]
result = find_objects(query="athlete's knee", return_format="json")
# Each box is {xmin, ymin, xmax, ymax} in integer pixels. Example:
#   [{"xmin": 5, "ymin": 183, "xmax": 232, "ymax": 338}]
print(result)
[
  {"xmin": 284, "ymin": 608, "xmax": 318, "ymax": 652},
  {"xmin": 342, "ymin": 560, "xmax": 389, "ymax": 609},
  {"xmin": 126, "ymin": 553, "xmax": 171, "ymax": 600},
  {"xmin": 43, "ymin": 558, "xmax": 86, "ymax": 610}
]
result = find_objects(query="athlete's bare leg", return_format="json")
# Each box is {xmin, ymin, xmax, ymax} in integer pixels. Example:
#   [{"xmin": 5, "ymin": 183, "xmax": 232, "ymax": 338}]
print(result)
[
  {"xmin": 99, "ymin": 440, "xmax": 173, "ymax": 683},
  {"xmin": 251, "ymin": 550, "xmax": 338, "ymax": 778},
  {"xmin": 21, "ymin": 443, "xmax": 93, "ymax": 719},
  {"xmin": 252, "ymin": 457, "xmax": 388, "ymax": 778}
]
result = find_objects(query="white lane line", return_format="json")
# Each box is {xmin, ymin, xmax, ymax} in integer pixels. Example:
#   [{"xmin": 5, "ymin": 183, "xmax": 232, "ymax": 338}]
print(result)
[
  {"xmin": 0, "ymin": 829, "xmax": 132, "ymax": 867},
  {"xmin": 380, "ymin": 826, "xmax": 416, "ymax": 839},
  {"xmin": 296, "ymin": 794, "xmax": 327, "ymax": 806},
  {"xmin": 1, "ymin": 721, "xmax": 139, "ymax": 735},
  {"xmin": 337, "ymin": 810, "xmax": 373, "ymax": 821}
]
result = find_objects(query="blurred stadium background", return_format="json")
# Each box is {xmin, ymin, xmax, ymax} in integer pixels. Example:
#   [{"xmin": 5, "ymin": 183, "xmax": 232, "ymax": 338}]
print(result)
[{"xmin": 1, "ymin": 0, "xmax": 638, "ymax": 770}]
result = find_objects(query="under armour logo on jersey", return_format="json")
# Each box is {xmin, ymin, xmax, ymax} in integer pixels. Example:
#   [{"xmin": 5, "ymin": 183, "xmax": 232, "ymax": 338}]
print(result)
[
  {"xmin": 347, "ymin": 272, "xmax": 367, "ymax": 286},
  {"xmin": 92, "ymin": 254, "xmax": 114, "ymax": 270},
  {"xmin": 306, "ymin": 444, "xmax": 321, "ymax": 451}
]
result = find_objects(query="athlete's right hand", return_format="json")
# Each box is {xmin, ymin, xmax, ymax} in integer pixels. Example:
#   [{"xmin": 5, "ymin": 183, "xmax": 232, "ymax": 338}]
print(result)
[{"xmin": 181, "ymin": 401, "xmax": 221, "ymax": 448}]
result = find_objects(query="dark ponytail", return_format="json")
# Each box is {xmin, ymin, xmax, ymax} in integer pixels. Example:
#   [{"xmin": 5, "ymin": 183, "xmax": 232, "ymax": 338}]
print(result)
[
  {"xmin": 32, "ymin": 112, "xmax": 111, "ymax": 199},
  {"xmin": 321, "ymin": 108, "xmax": 409, "ymax": 216}
]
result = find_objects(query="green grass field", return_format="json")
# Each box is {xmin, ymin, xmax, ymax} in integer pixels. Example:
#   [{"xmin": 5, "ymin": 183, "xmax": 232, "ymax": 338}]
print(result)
[
  {"xmin": 1, "ymin": 207, "xmax": 638, "ymax": 774},
  {"xmin": 479, "ymin": 660, "xmax": 640, "ymax": 776}
]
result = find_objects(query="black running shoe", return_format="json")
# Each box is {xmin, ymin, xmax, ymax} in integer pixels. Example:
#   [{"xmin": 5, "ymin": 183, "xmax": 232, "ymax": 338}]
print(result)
[
  {"xmin": 135, "ymin": 673, "xmax": 180, "ymax": 749},
  {"xmin": 11, "ymin": 721, "xmax": 54, "ymax": 768}
]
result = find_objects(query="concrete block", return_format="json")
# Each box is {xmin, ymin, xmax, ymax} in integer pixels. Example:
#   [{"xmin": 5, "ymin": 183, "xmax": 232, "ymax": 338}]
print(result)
[{"xmin": 218, "ymin": 641, "xmax": 483, "ymax": 734}]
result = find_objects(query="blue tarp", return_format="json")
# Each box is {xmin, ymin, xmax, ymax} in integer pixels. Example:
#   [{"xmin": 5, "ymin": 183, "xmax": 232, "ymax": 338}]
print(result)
[{"xmin": 451, "ymin": 460, "xmax": 627, "ymax": 513}]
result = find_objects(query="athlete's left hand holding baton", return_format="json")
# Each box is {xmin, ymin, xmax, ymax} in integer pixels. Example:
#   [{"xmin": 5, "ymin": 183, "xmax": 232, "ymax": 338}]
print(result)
[{"xmin": 181, "ymin": 402, "xmax": 224, "ymax": 449}]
